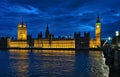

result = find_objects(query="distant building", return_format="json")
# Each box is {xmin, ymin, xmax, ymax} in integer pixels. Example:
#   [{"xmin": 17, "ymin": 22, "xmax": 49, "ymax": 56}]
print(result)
[
  {"xmin": 18, "ymin": 22, "xmax": 27, "ymax": 40},
  {"xmin": 27, "ymin": 35, "xmax": 34, "ymax": 47},
  {"xmin": 74, "ymin": 32, "xmax": 90, "ymax": 49},
  {"xmin": 90, "ymin": 16, "xmax": 101, "ymax": 48},
  {"xmin": 7, "ymin": 21, "xmax": 29, "ymax": 48},
  {"xmin": 7, "ymin": 40, "xmax": 29, "ymax": 48},
  {"xmin": 34, "ymin": 24, "xmax": 75, "ymax": 48},
  {"xmin": 3, "ymin": 16, "xmax": 101, "ymax": 49},
  {"xmin": 34, "ymin": 39, "xmax": 75, "ymax": 48},
  {"xmin": 0, "ymin": 37, "xmax": 8, "ymax": 48},
  {"xmin": 38, "ymin": 32, "xmax": 42, "ymax": 39}
]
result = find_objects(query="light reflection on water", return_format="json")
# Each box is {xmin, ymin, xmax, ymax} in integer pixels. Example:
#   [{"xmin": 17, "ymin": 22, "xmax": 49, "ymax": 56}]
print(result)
[
  {"xmin": 0, "ymin": 50, "xmax": 109, "ymax": 77},
  {"xmin": 9, "ymin": 50, "xmax": 29, "ymax": 77},
  {"xmin": 89, "ymin": 51, "xmax": 109, "ymax": 77}
]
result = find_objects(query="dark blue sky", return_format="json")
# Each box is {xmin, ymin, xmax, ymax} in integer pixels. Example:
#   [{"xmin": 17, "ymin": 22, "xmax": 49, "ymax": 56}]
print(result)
[{"xmin": 0, "ymin": 0, "xmax": 120, "ymax": 39}]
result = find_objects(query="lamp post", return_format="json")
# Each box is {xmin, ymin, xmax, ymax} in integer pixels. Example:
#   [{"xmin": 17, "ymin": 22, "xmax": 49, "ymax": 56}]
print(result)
[
  {"xmin": 114, "ymin": 31, "xmax": 119, "ymax": 69},
  {"xmin": 115, "ymin": 31, "xmax": 119, "ymax": 46},
  {"xmin": 108, "ymin": 36, "xmax": 112, "ymax": 44}
]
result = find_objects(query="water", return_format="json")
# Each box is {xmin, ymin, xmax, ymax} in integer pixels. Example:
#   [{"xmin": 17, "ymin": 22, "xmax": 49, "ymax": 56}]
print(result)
[{"xmin": 0, "ymin": 50, "xmax": 109, "ymax": 77}]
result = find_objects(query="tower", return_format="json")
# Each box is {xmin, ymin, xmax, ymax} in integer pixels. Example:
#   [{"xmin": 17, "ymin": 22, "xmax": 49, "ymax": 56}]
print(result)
[
  {"xmin": 95, "ymin": 16, "xmax": 101, "ymax": 47},
  {"xmin": 18, "ymin": 18, "xmax": 27, "ymax": 40},
  {"xmin": 45, "ymin": 24, "xmax": 50, "ymax": 39}
]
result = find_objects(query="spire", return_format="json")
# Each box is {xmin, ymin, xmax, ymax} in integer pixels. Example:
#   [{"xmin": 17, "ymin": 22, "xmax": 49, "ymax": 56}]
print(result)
[
  {"xmin": 20, "ymin": 16, "xmax": 24, "ymax": 24},
  {"xmin": 18, "ymin": 16, "xmax": 26, "ymax": 27},
  {"xmin": 20, "ymin": 16, "xmax": 26, "ymax": 25},
  {"xmin": 96, "ymin": 16, "xmax": 100, "ymax": 23},
  {"xmin": 45, "ymin": 24, "xmax": 50, "ymax": 39}
]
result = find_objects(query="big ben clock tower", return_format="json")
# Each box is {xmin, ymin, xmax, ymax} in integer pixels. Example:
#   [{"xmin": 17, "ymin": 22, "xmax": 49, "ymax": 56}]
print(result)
[{"xmin": 95, "ymin": 16, "xmax": 101, "ymax": 47}]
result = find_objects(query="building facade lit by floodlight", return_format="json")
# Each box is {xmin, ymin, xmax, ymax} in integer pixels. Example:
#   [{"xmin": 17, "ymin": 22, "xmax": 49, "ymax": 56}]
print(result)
[
  {"xmin": 4, "ymin": 16, "xmax": 102, "ymax": 49},
  {"xmin": 89, "ymin": 16, "xmax": 101, "ymax": 48}
]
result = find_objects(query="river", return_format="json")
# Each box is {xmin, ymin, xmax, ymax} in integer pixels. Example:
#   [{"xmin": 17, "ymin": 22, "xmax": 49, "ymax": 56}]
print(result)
[{"xmin": 0, "ymin": 50, "xmax": 109, "ymax": 77}]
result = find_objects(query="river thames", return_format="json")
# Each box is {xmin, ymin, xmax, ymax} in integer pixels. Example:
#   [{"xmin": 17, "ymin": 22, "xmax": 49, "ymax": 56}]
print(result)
[{"xmin": 0, "ymin": 50, "xmax": 109, "ymax": 77}]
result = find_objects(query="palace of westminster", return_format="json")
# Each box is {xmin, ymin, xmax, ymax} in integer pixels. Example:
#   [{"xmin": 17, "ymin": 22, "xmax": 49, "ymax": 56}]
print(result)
[{"xmin": 0, "ymin": 16, "xmax": 101, "ymax": 49}]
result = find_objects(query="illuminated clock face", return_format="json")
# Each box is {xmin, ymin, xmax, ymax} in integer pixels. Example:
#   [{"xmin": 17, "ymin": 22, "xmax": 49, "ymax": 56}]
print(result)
[{"xmin": 96, "ymin": 25, "xmax": 100, "ymax": 28}]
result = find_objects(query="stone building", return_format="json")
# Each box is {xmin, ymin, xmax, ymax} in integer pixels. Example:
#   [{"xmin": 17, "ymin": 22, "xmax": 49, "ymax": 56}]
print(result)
[{"xmin": 89, "ymin": 16, "xmax": 101, "ymax": 48}]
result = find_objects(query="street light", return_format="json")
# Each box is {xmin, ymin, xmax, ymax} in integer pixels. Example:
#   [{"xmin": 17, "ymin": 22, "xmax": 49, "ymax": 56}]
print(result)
[
  {"xmin": 108, "ymin": 36, "xmax": 112, "ymax": 40},
  {"xmin": 108, "ymin": 36, "xmax": 112, "ymax": 44},
  {"xmin": 115, "ymin": 30, "xmax": 119, "ymax": 46},
  {"xmin": 103, "ymin": 37, "xmax": 112, "ymax": 47},
  {"xmin": 116, "ymin": 31, "xmax": 119, "ymax": 36}
]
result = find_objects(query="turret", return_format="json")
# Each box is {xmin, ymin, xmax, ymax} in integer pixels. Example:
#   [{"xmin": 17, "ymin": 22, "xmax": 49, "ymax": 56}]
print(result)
[{"xmin": 18, "ymin": 17, "xmax": 27, "ymax": 40}]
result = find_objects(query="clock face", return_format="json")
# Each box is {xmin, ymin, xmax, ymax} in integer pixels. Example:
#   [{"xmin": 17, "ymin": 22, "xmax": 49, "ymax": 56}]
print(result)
[{"xmin": 96, "ymin": 25, "xmax": 100, "ymax": 28}]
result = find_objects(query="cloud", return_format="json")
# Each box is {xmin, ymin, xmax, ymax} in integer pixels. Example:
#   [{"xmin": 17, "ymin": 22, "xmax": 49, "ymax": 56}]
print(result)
[
  {"xmin": 77, "ymin": 25, "xmax": 94, "ymax": 32},
  {"xmin": 0, "ymin": 0, "xmax": 120, "ymax": 39},
  {"xmin": 0, "ymin": 0, "xmax": 40, "ymax": 16},
  {"xmin": 11, "ymin": 5, "xmax": 39, "ymax": 14},
  {"xmin": 7, "ymin": 5, "xmax": 40, "ymax": 15}
]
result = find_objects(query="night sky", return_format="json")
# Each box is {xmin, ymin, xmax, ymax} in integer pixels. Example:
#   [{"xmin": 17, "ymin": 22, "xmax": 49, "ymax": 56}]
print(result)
[{"xmin": 0, "ymin": 0, "xmax": 120, "ymax": 39}]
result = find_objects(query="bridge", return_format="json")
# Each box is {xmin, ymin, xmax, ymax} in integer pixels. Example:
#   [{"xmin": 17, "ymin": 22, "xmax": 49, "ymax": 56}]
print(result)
[{"xmin": 103, "ymin": 43, "xmax": 120, "ymax": 77}]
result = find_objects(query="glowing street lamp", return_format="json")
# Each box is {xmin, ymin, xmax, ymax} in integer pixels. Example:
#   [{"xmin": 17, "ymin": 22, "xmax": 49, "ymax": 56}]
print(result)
[
  {"xmin": 108, "ymin": 36, "xmax": 112, "ymax": 41},
  {"xmin": 108, "ymin": 36, "xmax": 112, "ymax": 44},
  {"xmin": 115, "ymin": 30, "xmax": 119, "ymax": 46},
  {"xmin": 116, "ymin": 31, "xmax": 119, "ymax": 36}
]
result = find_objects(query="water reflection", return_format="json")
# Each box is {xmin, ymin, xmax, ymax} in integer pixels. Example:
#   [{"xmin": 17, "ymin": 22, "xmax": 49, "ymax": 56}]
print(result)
[
  {"xmin": 89, "ymin": 51, "xmax": 109, "ymax": 77},
  {"xmin": 75, "ymin": 51, "xmax": 109, "ymax": 77},
  {"xmin": 1, "ymin": 50, "xmax": 109, "ymax": 77},
  {"xmin": 0, "ymin": 50, "xmax": 10, "ymax": 77},
  {"xmin": 31, "ymin": 50, "xmax": 75, "ymax": 77},
  {"xmin": 9, "ymin": 50, "xmax": 30, "ymax": 77}
]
